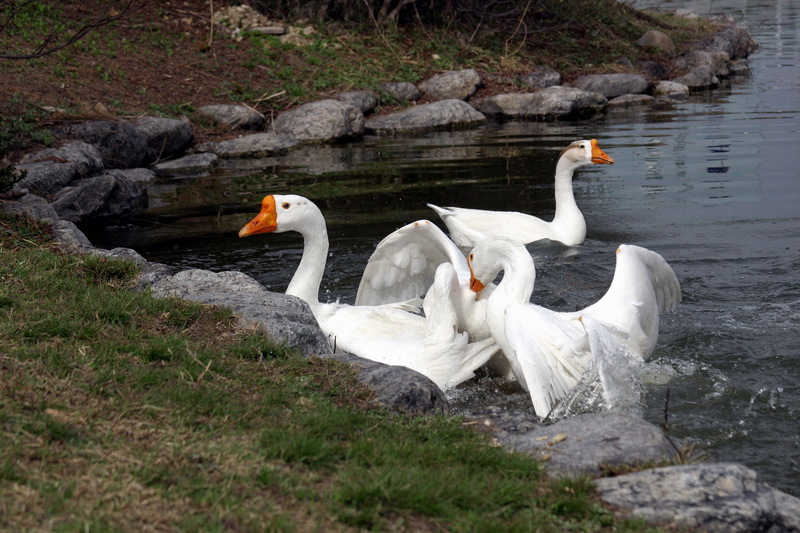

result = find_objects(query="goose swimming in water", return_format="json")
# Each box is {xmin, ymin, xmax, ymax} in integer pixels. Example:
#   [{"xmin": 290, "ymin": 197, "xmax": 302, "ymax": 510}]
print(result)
[{"xmin": 429, "ymin": 139, "xmax": 614, "ymax": 248}]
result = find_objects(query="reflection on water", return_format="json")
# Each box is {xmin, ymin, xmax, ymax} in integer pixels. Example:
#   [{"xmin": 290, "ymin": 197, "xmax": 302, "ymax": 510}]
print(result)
[{"xmin": 84, "ymin": 0, "xmax": 800, "ymax": 495}]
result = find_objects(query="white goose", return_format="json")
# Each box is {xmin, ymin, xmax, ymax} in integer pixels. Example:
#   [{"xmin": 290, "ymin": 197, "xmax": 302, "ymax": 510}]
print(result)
[
  {"xmin": 467, "ymin": 238, "xmax": 681, "ymax": 417},
  {"xmin": 428, "ymin": 139, "xmax": 614, "ymax": 248},
  {"xmin": 238, "ymin": 194, "xmax": 497, "ymax": 390}
]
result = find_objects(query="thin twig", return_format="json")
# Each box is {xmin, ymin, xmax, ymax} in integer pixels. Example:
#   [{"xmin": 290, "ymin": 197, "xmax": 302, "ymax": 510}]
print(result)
[
  {"xmin": 0, "ymin": 0, "xmax": 150, "ymax": 60},
  {"xmin": 361, "ymin": 0, "xmax": 396, "ymax": 55},
  {"xmin": 504, "ymin": 0, "xmax": 532, "ymax": 59},
  {"xmin": 192, "ymin": 352, "xmax": 213, "ymax": 382},
  {"xmin": 254, "ymin": 90, "xmax": 287, "ymax": 104},
  {"xmin": 207, "ymin": 0, "xmax": 214, "ymax": 49}
]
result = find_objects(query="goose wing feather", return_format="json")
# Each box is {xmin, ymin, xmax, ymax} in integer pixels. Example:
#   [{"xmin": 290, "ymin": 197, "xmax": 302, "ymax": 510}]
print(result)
[
  {"xmin": 504, "ymin": 303, "xmax": 591, "ymax": 417},
  {"xmin": 579, "ymin": 244, "xmax": 682, "ymax": 358},
  {"xmin": 355, "ymin": 220, "xmax": 469, "ymax": 306}
]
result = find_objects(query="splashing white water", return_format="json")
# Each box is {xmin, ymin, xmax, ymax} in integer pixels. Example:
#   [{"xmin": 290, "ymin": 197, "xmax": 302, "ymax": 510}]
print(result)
[{"xmin": 547, "ymin": 316, "xmax": 677, "ymax": 420}]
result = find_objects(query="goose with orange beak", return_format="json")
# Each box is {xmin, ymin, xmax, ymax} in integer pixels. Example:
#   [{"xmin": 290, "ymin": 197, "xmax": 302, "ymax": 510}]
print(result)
[
  {"xmin": 238, "ymin": 194, "xmax": 497, "ymax": 391},
  {"xmin": 429, "ymin": 139, "xmax": 614, "ymax": 248}
]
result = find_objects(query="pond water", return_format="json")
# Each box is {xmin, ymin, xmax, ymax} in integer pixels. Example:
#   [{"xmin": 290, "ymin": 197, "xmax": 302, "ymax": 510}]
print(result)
[{"xmin": 84, "ymin": 0, "xmax": 800, "ymax": 495}]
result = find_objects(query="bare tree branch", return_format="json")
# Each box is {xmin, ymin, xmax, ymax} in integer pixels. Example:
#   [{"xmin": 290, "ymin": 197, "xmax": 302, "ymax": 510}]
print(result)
[
  {"xmin": 0, "ymin": 0, "xmax": 150, "ymax": 60},
  {"xmin": 377, "ymin": 0, "xmax": 416, "ymax": 24}
]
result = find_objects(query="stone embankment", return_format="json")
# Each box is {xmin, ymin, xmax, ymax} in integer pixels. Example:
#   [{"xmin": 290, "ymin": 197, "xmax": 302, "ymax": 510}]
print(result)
[
  {"xmin": 4, "ymin": 13, "xmax": 799, "ymax": 532},
  {"xmin": 9, "ymin": 13, "xmax": 757, "ymax": 225}
]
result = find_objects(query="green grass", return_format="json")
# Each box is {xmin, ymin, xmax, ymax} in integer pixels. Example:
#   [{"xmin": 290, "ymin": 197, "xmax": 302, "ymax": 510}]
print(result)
[{"xmin": 0, "ymin": 212, "xmax": 665, "ymax": 531}]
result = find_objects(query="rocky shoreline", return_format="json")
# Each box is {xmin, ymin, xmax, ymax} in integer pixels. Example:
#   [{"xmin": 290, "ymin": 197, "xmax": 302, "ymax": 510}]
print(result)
[{"xmin": 4, "ymin": 13, "xmax": 799, "ymax": 532}]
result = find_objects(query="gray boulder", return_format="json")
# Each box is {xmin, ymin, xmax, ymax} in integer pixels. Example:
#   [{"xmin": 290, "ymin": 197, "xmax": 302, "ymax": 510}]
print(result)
[
  {"xmin": 272, "ymin": 99, "xmax": 364, "ymax": 142},
  {"xmin": 0, "ymin": 192, "xmax": 59, "ymax": 220},
  {"xmin": 671, "ymin": 65, "xmax": 719, "ymax": 89},
  {"xmin": 51, "ymin": 174, "xmax": 147, "ymax": 223},
  {"xmin": 334, "ymin": 90, "xmax": 379, "ymax": 114},
  {"xmin": 674, "ymin": 49, "xmax": 731, "ymax": 78},
  {"xmin": 462, "ymin": 406, "xmax": 542, "ymax": 436},
  {"xmin": 501, "ymin": 412, "xmax": 677, "ymax": 476},
  {"xmin": 57, "ymin": 120, "xmax": 148, "ymax": 169},
  {"xmin": 197, "ymin": 133, "xmax": 297, "ymax": 158},
  {"xmin": 365, "ymin": 99, "xmax": 486, "ymax": 135},
  {"xmin": 519, "ymin": 66, "xmax": 562, "ymax": 88},
  {"xmin": 608, "ymin": 94, "xmax": 656, "ymax": 108},
  {"xmin": 150, "ymin": 268, "xmax": 271, "ymax": 297},
  {"xmin": 571, "ymin": 73, "xmax": 648, "ymax": 98},
  {"xmin": 132, "ymin": 260, "xmax": 178, "ymax": 291},
  {"xmin": 637, "ymin": 60, "xmax": 670, "ymax": 80},
  {"xmin": 134, "ymin": 116, "xmax": 193, "ymax": 162},
  {"xmin": 637, "ymin": 30, "xmax": 675, "ymax": 54},
  {"xmin": 19, "ymin": 140, "xmax": 104, "ymax": 177},
  {"xmin": 729, "ymin": 59, "xmax": 752, "ymax": 76},
  {"xmin": 14, "ymin": 160, "xmax": 78, "ymax": 197},
  {"xmin": 91, "ymin": 247, "xmax": 177, "ymax": 291},
  {"xmin": 106, "ymin": 168, "xmax": 158, "ymax": 184},
  {"xmin": 615, "ymin": 57, "xmax": 634, "ymax": 68},
  {"xmin": 380, "ymin": 81, "xmax": 422, "ymax": 102},
  {"xmin": 153, "ymin": 153, "xmax": 219, "ymax": 176},
  {"xmin": 653, "ymin": 80, "xmax": 690, "ymax": 99},
  {"xmin": 675, "ymin": 8, "xmax": 700, "ymax": 20},
  {"xmin": 596, "ymin": 462, "xmax": 800, "ymax": 533},
  {"xmin": 14, "ymin": 141, "xmax": 105, "ymax": 196},
  {"xmin": 418, "ymin": 69, "xmax": 482, "ymax": 101},
  {"xmin": 330, "ymin": 352, "xmax": 447, "ymax": 414},
  {"xmin": 198, "ymin": 104, "xmax": 265, "ymax": 130},
  {"xmin": 50, "ymin": 219, "xmax": 95, "ymax": 253},
  {"xmin": 91, "ymin": 246, "xmax": 150, "ymax": 267},
  {"xmin": 707, "ymin": 24, "xmax": 759, "ymax": 60},
  {"xmin": 473, "ymin": 86, "xmax": 607, "ymax": 120}
]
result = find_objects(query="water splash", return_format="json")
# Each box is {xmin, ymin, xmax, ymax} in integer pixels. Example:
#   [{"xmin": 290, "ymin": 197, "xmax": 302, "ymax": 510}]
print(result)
[{"xmin": 548, "ymin": 317, "xmax": 678, "ymax": 420}]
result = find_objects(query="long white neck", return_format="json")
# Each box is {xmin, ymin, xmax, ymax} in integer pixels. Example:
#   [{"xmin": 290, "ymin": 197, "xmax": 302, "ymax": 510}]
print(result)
[
  {"xmin": 551, "ymin": 158, "xmax": 586, "ymax": 242},
  {"xmin": 496, "ymin": 245, "xmax": 536, "ymax": 305},
  {"xmin": 285, "ymin": 218, "xmax": 328, "ymax": 308},
  {"xmin": 484, "ymin": 243, "xmax": 536, "ymax": 390}
]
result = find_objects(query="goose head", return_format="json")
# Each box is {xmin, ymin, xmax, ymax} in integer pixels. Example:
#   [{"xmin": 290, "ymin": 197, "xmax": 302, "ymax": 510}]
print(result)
[
  {"xmin": 558, "ymin": 139, "xmax": 615, "ymax": 170},
  {"xmin": 467, "ymin": 239, "xmax": 509, "ymax": 294},
  {"xmin": 467, "ymin": 238, "xmax": 536, "ymax": 302},
  {"xmin": 238, "ymin": 194, "xmax": 322, "ymax": 237}
]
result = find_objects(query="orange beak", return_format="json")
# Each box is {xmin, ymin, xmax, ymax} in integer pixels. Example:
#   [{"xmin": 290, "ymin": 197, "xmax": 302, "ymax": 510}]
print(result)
[
  {"xmin": 238, "ymin": 195, "xmax": 278, "ymax": 237},
  {"xmin": 590, "ymin": 139, "xmax": 614, "ymax": 165},
  {"xmin": 468, "ymin": 258, "xmax": 485, "ymax": 294}
]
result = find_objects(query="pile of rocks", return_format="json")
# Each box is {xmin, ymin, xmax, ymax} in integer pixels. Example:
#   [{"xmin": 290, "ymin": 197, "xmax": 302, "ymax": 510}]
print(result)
[
  {"xmin": 211, "ymin": 4, "xmax": 316, "ymax": 46},
  {"xmin": 11, "ymin": 117, "xmax": 192, "ymax": 225}
]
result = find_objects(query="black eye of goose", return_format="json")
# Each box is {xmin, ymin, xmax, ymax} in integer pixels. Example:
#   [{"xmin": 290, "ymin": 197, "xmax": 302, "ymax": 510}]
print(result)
[{"xmin": 282, "ymin": 202, "xmax": 290, "ymax": 209}]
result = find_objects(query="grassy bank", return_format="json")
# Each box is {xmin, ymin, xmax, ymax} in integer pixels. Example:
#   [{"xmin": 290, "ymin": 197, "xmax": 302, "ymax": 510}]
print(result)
[
  {"xmin": 0, "ymin": 0, "xmax": 715, "ymax": 163},
  {"xmin": 0, "ymin": 213, "xmax": 665, "ymax": 531}
]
